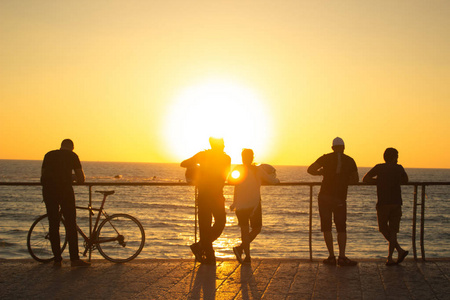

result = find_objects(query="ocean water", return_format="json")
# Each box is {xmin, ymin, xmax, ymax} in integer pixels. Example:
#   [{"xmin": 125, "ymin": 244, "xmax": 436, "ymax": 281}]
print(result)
[{"xmin": 0, "ymin": 160, "xmax": 449, "ymax": 261}]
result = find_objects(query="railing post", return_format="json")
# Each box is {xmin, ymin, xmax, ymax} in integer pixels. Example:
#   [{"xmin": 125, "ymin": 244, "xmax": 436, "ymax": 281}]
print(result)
[
  {"xmin": 194, "ymin": 186, "xmax": 198, "ymax": 243},
  {"xmin": 309, "ymin": 185, "xmax": 313, "ymax": 261},
  {"xmin": 420, "ymin": 185, "xmax": 426, "ymax": 261},
  {"xmin": 88, "ymin": 185, "xmax": 92, "ymax": 261},
  {"xmin": 412, "ymin": 185, "xmax": 417, "ymax": 260}
]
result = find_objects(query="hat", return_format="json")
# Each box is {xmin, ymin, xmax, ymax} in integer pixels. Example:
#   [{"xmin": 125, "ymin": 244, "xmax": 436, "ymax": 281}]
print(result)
[{"xmin": 332, "ymin": 137, "xmax": 345, "ymax": 147}]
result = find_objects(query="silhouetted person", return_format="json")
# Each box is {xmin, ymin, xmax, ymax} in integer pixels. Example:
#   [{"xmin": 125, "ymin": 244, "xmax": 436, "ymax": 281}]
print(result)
[
  {"xmin": 363, "ymin": 148, "xmax": 409, "ymax": 265},
  {"xmin": 307, "ymin": 137, "xmax": 359, "ymax": 266},
  {"xmin": 228, "ymin": 149, "xmax": 279, "ymax": 264},
  {"xmin": 181, "ymin": 137, "xmax": 231, "ymax": 264},
  {"xmin": 41, "ymin": 139, "xmax": 90, "ymax": 267}
]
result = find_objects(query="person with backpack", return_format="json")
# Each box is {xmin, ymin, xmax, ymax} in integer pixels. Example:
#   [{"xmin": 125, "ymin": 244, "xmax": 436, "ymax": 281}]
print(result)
[{"xmin": 228, "ymin": 149, "xmax": 279, "ymax": 264}]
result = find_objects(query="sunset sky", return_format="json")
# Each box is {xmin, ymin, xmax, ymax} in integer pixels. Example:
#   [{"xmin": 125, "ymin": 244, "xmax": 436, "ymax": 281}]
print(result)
[{"xmin": 1, "ymin": 1, "xmax": 449, "ymax": 168}]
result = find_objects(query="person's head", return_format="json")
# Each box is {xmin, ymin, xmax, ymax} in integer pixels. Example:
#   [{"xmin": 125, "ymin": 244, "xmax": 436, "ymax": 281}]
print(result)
[
  {"xmin": 241, "ymin": 149, "xmax": 254, "ymax": 166},
  {"xmin": 209, "ymin": 137, "xmax": 225, "ymax": 151},
  {"xmin": 60, "ymin": 139, "xmax": 74, "ymax": 151},
  {"xmin": 383, "ymin": 147, "xmax": 398, "ymax": 164},
  {"xmin": 331, "ymin": 137, "xmax": 345, "ymax": 153}
]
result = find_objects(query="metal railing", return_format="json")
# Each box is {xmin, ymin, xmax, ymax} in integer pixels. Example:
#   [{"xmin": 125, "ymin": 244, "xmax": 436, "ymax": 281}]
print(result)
[{"xmin": 1, "ymin": 181, "xmax": 448, "ymax": 261}]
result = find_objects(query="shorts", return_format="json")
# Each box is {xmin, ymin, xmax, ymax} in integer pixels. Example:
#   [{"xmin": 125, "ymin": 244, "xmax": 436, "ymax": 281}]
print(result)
[
  {"xmin": 377, "ymin": 204, "xmax": 402, "ymax": 234},
  {"xmin": 318, "ymin": 196, "xmax": 347, "ymax": 233},
  {"xmin": 236, "ymin": 203, "xmax": 262, "ymax": 229}
]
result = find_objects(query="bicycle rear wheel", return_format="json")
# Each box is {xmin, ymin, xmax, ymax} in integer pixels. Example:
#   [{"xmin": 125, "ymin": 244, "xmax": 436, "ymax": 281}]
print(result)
[
  {"xmin": 27, "ymin": 214, "xmax": 68, "ymax": 263},
  {"xmin": 96, "ymin": 214, "xmax": 145, "ymax": 263}
]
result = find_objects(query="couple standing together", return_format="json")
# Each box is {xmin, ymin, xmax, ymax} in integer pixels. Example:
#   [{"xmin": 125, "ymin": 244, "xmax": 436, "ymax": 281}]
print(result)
[
  {"xmin": 181, "ymin": 137, "xmax": 279, "ymax": 264},
  {"xmin": 182, "ymin": 136, "xmax": 409, "ymax": 266}
]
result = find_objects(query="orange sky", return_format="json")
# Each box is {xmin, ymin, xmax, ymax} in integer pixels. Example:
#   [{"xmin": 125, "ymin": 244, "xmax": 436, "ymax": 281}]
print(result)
[{"xmin": 1, "ymin": 1, "xmax": 449, "ymax": 168}]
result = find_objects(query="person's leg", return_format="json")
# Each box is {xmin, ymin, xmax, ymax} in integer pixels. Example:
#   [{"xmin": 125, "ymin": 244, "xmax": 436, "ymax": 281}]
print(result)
[
  {"xmin": 335, "ymin": 203, "xmax": 356, "ymax": 266},
  {"xmin": 43, "ymin": 187, "xmax": 62, "ymax": 262},
  {"xmin": 334, "ymin": 203, "xmax": 347, "ymax": 259},
  {"xmin": 197, "ymin": 201, "xmax": 213, "ymax": 252},
  {"xmin": 241, "ymin": 224, "xmax": 251, "ymax": 258},
  {"xmin": 337, "ymin": 231, "xmax": 347, "ymax": 258},
  {"xmin": 389, "ymin": 205, "xmax": 408, "ymax": 262},
  {"xmin": 319, "ymin": 201, "xmax": 335, "ymax": 259},
  {"xmin": 210, "ymin": 197, "xmax": 226, "ymax": 242},
  {"xmin": 59, "ymin": 188, "xmax": 80, "ymax": 261},
  {"xmin": 248, "ymin": 203, "xmax": 262, "ymax": 245},
  {"xmin": 323, "ymin": 231, "xmax": 335, "ymax": 257}
]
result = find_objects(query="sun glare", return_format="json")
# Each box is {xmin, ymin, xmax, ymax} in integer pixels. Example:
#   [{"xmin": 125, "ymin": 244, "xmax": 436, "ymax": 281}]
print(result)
[
  {"xmin": 164, "ymin": 79, "xmax": 272, "ymax": 163},
  {"xmin": 231, "ymin": 170, "xmax": 241, "ymax": 179}
]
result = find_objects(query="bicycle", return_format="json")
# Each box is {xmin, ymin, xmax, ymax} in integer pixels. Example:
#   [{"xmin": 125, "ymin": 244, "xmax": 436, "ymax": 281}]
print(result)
[{"xmin": 27, "ymin": 190, "xmax": 145, "ymax": 263}]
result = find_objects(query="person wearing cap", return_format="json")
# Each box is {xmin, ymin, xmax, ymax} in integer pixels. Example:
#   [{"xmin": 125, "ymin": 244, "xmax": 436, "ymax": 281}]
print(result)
[
  {"xmin": 362, "ymin": 148, "xmax": 409, "ymax": 266},
  {"xmin": 307, "ymin": 137, "xmax": 359, "ymax": 266},
  {"xmin": 181, "ymin": 137, "xmax": 231, "ymax": 264}
]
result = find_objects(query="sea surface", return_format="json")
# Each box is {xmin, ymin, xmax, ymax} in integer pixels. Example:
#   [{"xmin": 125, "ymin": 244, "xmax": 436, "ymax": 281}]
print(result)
[{"xmin": 0, "ymin": 160, "xmax": 449, "ymax": 261}]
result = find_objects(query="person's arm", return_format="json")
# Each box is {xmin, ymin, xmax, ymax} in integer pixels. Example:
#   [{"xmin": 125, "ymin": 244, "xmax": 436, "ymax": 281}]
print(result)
[
  {"xmin": 307, "ymin": 158, "xmax": 323, "ymax": 176},
  {"xmin": 348, "ymin": 159, "xmax": 359, "ymax": 184},
  {"xmin": 74, "ymin": 168, "xmax": 85, "ymax": 184},
  {"xmin": 400, "ymin": 165, "xmax": 409, "ymax": 184},
  {"xmin": 180, "ymin": 153, "xmax": 200, "ymax": 168},
  {"xmin": 349, "ymin": 170, "xmax": 359, "ymax": 184},
  {"xmin": 362, "ymin": 166, "xmax": 378, "ymax": 184}
]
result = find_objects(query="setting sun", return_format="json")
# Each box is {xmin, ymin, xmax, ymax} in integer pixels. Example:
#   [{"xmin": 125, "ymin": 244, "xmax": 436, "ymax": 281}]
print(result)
[{"xmin": 164, "ymin": 79, "xmax": 273, "ymax": 163}]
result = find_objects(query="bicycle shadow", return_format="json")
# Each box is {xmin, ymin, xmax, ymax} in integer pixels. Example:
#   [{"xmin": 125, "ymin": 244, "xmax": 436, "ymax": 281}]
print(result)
[{"xmin": 188, "ymin": 263, "xmax": 216, "ymax": 299}]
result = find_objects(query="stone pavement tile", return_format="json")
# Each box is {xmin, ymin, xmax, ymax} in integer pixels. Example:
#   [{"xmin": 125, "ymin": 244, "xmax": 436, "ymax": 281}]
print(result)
[
  {"xmin": 148, "ymin": 261, "xmax": 201, "ymax": 299},
  {"xmin": 335, "ymin": 264, "xmax": 363, "ymax": 300},
  {"xmin": 287, "ymin": 260, "xmax": 318, "ymax": 298},
  {"xmin": 434, "ymin": 261, "xmax": 450, "ymax": 281},
  {"xmin": 232, "ymin": 261, "xmax": 264, "ymax": 300},
  {"xmin": 398, "ymin": 261, "xmax": 436, "ymax": 300},
  {"xmin": 416, "ymin": 261, "xmax": 450, "ymax": 300},
  {"xmin": 379, "ymin": 261, "xmax": 413, "ymax": 299},
  {"xmin": 263, "ymin": 261, "xmax": 299, "ymax": 298},
  {"xmin": 135, "ymin": 261, "xmax": 195, "ymax": 298},
  {"xmin": 311, "ymin": 264, "xmax": 338, "ymax": 299},
  {"xmin": 358, "ymin": 262, "xmax": 386, "ymax": 300},
  {"xmin": 158, "ymin": 262, "xmax": 200, "ymax": 298},
  {"xmin": 251, "ymin": 259, "xmax": 281, "ymax": 296}
]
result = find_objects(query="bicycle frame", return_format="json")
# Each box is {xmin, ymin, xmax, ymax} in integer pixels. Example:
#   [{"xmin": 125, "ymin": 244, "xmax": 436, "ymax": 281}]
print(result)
[{"xmin": 74, "ymin": 191, "xmax": 116, "ymax": 260}]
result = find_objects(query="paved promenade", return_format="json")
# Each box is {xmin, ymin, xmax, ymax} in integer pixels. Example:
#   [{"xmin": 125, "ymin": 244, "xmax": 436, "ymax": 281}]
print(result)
[{"xmin": 1, "ymin": 258, "xmax": 449, "ymax": 299}]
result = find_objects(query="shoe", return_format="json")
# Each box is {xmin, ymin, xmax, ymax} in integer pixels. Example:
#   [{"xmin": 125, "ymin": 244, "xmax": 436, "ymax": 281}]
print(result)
[
  {"xmin": 385, "ymin": 260, "xmax": 398, "ymax": 266},
  {"xmin": 397, "ymin": 250, "xmax": 409, "ymax": 264},
  {"xmin": 323, "ymin": 256, "xmax": 336, "ymax": 265},
  {"xmin": 203, "ymin": 249, "xmax": 216, "ymax": 265},
  {"xmin": 190, "ymin": 242, "xmax": 204, "ymax": 263},
  {"xmin": 243, "ymin": 256, "xmax": 251, "ymax": 264},
  {"xmin": 233, "ymin": 246, "xmax": 243, "ymax": 264},
  {"xmin": 338, "ymin": 256, "xmax": 357, "ymax": 267},
  {"xmin": 71, "ymin": 259, "xmax": 91, "ymax": 267}
]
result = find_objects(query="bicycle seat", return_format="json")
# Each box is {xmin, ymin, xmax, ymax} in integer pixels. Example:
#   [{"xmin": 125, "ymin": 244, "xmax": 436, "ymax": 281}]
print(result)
[{"xmin": 95, "ymin": 190, "xmax": 115, "ymax": 196}]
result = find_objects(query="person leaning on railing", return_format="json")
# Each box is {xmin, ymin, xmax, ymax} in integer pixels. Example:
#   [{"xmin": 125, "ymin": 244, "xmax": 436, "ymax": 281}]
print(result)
[
  {"xmin": 363, "ymin": 147, "xmax": 409, "ymax": 266},
  {"xmin": 41, "ymin": 139, "xmax": 90, "ymax": 267},
  {"xmin": 307, "ymin": 137, "xmax": 359, "ymax": 267}
]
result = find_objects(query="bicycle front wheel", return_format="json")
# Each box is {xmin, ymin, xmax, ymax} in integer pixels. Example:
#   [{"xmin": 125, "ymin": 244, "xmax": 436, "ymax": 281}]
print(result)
[
  {"xmin": 96, "ymin": 214, "xmax": 145, "ymax": 263},
  {"xmin": 27, "ymin": 214, "xmax": 68, "ymax": 263}
]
